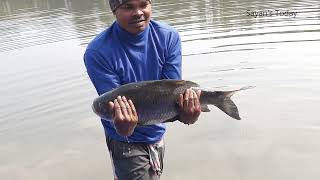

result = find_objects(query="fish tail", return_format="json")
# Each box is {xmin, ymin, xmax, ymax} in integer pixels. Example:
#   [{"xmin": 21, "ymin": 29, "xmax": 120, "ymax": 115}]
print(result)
[
  {"xmin": 214, "ymin": 91, "xmax": 241, "ymax": 120},
  {"xmin": 201, "ymin": 86, "xmax": 254, "ymax": 120}
]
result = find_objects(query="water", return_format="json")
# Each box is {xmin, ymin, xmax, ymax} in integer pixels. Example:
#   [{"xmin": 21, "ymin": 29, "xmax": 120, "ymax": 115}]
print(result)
[{"xmin": 1, "ymin": 0, "xmax": 320, "ymax": 179}]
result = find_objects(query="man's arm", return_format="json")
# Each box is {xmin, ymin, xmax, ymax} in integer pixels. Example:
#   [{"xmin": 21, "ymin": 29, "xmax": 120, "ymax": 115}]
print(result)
[
  {"xmin": 161, "ymin": 30, "xmax": 182, "ymax": 80},
  {"xmin": 84, "ymin": 49, "xmax": 120, "ymax": 95},
  {"xmin": 161, "ymin": 30, "xmax": 202, "ymax": 125},
  {"xmin": 84, "ymin": 50, "xmax": 138, "ymax": 136}
]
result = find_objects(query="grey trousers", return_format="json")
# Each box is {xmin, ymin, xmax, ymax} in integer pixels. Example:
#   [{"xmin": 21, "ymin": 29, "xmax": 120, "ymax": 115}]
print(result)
[{"xmin": 106, "ymin": 136, "xmax": 165, "ymax": 180}]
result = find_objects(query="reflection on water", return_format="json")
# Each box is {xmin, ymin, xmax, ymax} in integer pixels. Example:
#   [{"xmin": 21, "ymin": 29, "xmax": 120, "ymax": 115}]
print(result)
[{"xmin": 1, "ymin": 0, "xmax": 320, "ymax": 179}]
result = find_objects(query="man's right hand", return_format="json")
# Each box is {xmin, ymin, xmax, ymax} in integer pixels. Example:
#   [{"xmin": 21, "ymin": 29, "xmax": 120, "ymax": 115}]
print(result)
[{"xmin": 108, "ymin": 96, "xmax": 138, "ymax": 136}]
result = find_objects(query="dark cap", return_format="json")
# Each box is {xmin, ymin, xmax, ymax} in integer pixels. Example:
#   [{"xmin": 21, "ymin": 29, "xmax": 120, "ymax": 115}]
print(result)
[{"xmin": 109, "ymin": 0, "xmax": 151, "ymax": 12}]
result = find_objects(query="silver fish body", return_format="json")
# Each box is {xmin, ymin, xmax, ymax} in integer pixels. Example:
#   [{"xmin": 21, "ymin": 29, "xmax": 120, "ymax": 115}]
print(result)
[{"xmin": 92, "ymin": 79, "xmax": 246, "ymax": 125}]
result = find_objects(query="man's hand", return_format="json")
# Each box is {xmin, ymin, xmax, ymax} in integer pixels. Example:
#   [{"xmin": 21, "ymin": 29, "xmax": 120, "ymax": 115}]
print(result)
[
  {"xmin": 178, "ymin": 88, "xmax": 202, "ymax": 125},
  {"xmin": 108, "ymin": 96, "xmax": 138, "ymax": 136}
]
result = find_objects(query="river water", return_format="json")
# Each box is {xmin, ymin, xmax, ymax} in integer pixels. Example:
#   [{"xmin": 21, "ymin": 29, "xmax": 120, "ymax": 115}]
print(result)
[{"xmin": 1, "ymin": 0, "xmax": 320, "ymax": 179}]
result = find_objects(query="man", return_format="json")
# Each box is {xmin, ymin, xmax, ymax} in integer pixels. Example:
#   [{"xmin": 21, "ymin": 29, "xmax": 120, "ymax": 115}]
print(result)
[{"xmin": 84, "ymin": 0, "xmax": 201, "ymax": 179}]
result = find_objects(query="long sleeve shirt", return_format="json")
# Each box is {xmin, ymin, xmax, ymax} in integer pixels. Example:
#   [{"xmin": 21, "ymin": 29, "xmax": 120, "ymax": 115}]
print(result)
[{"xmin": 84, "ymin": 20, "xmax": 182, "ymax": 143}]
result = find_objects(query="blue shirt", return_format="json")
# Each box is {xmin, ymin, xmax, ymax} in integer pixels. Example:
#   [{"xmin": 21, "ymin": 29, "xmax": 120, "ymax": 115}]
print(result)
[{"xmin": 84, "ymin": 20, "xmax": 182, "ymax": 143}]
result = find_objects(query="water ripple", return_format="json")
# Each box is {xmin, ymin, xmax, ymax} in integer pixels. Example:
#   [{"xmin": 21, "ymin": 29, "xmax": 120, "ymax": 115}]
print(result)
[{"xmin": 0, "ymin": 0, "xmax": 319, "ymax": 52}]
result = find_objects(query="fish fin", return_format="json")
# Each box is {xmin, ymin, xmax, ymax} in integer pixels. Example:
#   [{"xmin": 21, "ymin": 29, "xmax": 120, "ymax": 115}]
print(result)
[
  {"xmin": 201, "ymin": 104, "xmax": 211, "ymax": 112},
  {"xmin": 172, "ymin": 80, "xmax": 199, "ymax": 88},
  {"xmin": 163, "ymin": 115, "xmax": 179, "ymax": 123},
  {"xmin": 184, "ymin": 80, "xmax": 200, "ymax": 87}
]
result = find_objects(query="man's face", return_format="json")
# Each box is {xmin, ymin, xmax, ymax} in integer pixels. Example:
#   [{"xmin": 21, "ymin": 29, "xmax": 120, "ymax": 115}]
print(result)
[{"xmin": 114, "ymin": 0, "xmax": 152, "ymax": 35}]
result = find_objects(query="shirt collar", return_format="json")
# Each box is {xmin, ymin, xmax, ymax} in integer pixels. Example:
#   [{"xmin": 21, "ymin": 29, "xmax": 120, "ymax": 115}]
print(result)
[{"xmin": 114, "ymin": 21, "xmax": 150, "ymax": 42}]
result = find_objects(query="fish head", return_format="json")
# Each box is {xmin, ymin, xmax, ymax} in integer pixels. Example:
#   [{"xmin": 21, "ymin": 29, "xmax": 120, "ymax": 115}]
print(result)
[{"xmin": 92, "ymin": 99, "xmax": 113, "ymax": 120}]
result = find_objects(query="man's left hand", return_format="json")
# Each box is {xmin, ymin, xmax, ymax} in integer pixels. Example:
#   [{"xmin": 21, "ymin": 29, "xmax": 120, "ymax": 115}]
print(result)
[{"xmin": 178, "ymin": 88, "xmax": 202, "ymax": 125}]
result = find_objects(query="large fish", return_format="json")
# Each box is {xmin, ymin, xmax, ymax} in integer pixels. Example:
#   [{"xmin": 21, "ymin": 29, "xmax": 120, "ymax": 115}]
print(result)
[{"xmin": 92, "ymin": 79, "xmax": 250, "ymax": 125}]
